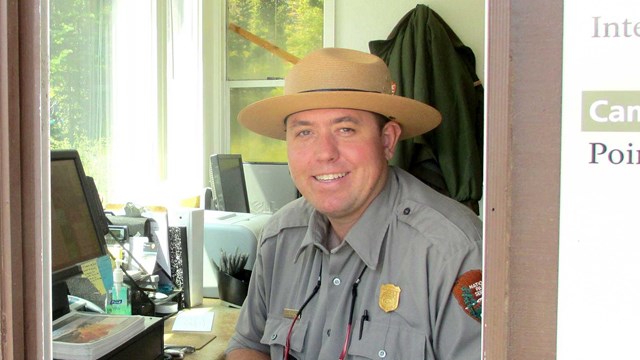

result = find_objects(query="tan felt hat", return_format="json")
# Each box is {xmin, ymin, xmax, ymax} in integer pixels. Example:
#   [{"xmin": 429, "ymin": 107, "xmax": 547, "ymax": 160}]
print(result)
[{"xmin": 237, "ymin": 47, "xmax": 442, "ymax": 140}]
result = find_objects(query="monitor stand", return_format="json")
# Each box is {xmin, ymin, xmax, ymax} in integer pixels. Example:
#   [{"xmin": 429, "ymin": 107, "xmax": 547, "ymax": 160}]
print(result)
[{"xmin": 51, "ymin": 280, "xmax": 71, "ymax": 321}]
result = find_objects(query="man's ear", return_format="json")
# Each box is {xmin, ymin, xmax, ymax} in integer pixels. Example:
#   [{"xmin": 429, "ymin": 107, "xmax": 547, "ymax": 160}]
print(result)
[{"xmin": 381, "ymin": 121, "xmax": 402, "ymax": 160}]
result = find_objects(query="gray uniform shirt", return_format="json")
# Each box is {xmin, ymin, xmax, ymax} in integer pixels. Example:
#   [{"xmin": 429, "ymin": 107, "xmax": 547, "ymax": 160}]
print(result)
[{"xmin": 226, "ymin": 167, "xmax": 483, "ymax": 359}]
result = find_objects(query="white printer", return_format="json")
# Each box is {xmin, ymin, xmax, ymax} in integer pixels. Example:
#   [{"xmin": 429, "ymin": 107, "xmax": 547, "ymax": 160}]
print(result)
[{"xmin": 202, "ymin": 210, "xmax": 271, "ymax": 298}]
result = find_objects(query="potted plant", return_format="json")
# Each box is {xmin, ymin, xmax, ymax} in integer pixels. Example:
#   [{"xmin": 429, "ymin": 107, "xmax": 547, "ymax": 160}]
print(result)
[{"xmin": 211, "ymin": 248, "xmax": 251, "ymax": 307}]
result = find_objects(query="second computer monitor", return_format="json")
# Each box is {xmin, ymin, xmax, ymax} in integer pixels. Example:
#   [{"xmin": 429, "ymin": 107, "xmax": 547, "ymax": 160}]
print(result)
[
  {"xmin": 51, "ymin": 150, "xmax": 108, "ymax": 283},
  {"xmin": 209, "ymin": 154, "xmax": 250, "ymax": 213}
]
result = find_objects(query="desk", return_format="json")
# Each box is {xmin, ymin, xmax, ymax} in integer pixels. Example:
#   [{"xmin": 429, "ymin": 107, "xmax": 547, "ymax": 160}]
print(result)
[
  {"xmin": 102, "ymin": 316, "xmax": 164, "ymax": 360},
  {"xmin": 53, "ymin": 315, "xmax": 164, "ymax": 360},
  {"xmin": 164, "ymin": 298, "xmax": 240, "ymax": 360}
]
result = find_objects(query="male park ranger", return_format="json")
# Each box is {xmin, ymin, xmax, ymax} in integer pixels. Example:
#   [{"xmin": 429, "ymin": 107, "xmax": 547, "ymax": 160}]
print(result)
[{"xmin": 226, "ymin": 48, "xmax": 483, "ymax": 360}]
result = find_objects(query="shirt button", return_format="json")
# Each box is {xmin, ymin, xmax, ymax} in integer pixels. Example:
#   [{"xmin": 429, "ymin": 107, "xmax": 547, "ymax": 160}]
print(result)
[
  {"xmin": 271, "ymin": 333, "xmax": 277, "ymax": 340},
  {"xmin": 326, "ymin": 329, "xmax": 331, "ymax": 337},
  {"xmin": 333, "ymin": 277, "xmax": 341, "ymax": 286},
  {"xmin": 403, "ymin": 207, "xmax": 411, "ymax": 215},
  {"xmin": 378, "ymin": 349, "xmax": 387, "ymax": 358}
]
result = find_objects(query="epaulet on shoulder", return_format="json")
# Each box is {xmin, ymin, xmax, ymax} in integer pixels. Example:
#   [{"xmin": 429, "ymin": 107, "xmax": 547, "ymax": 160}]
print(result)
[
  {"xmin": 393, "ymin": 167, "xmax": 482, "ymax": 245},
  {"xmin": 260, "ymin": 197, "xmax": 313, "ymax": 240}
]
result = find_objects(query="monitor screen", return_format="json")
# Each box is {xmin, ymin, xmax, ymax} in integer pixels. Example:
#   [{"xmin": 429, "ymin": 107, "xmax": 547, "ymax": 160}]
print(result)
[
  {"xmin": 209, "ymin": 154, "xmax": 250, "ymax": 213},
  {"xmin": 50, "ymin": 150, "xmax": 107, "ymax": 284},
  {"xmin": 243, "ymin": 162, "xmax": 299, "ymax": 214}
]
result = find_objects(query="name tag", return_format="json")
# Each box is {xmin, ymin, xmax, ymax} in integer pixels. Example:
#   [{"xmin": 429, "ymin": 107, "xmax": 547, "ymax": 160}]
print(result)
[{"xmin": 283, "ymin": 308, "xmax": 299, "ymax": 319}]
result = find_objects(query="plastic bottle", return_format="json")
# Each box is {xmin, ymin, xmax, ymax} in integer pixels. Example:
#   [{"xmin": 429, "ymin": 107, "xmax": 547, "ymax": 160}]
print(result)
[{"xmin": 105, "ymin": 258, "xmax": 132, "ymax": 315}]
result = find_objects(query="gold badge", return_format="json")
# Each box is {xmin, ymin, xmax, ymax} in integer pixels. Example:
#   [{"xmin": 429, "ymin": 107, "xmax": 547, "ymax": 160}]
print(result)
[{"xmin": 379, "ymin": 284, "xmax": 401, "ymax": 312}]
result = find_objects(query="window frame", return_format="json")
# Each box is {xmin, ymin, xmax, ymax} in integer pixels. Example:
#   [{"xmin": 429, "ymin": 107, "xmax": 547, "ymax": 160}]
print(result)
[{"xmin": 204, "ymin": 0, "xmax": 335, "ymax": 171}]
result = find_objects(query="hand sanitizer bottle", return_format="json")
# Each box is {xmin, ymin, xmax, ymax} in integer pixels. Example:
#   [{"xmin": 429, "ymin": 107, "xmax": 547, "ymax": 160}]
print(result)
[{"xmin": 106, "ymin": 258, "xmax": 132, "ymax": 315}]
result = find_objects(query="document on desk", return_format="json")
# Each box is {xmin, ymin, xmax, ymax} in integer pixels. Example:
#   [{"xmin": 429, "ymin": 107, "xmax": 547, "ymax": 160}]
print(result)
[{"xmin": 171, "ymin": 309, "xmax": 215, "ymax": 332}]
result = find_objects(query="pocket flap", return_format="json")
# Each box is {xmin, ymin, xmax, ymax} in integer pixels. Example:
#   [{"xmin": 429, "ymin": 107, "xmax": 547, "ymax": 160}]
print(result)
[
  {"xmin": 261, "ymin": 314, "xmax": 309, "ymax": 353},
  {"xmin": 348, "ymin": 321, "xmax": 425, "ymax": 359}
]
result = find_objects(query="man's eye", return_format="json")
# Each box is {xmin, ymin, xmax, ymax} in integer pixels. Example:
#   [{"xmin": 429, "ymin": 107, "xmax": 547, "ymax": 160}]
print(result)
[
  {"xmin": 297, "ymin": 129, "xmax": 311, "ymax": 137},
  {"xmin": 339, "ymin": 127, "xmax": 355, "ymax": 134}
]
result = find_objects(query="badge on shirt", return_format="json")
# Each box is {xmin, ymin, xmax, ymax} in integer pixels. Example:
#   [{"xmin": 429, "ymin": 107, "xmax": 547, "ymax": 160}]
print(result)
[
  {"xmin": 452, "ymin": 269, "xmax": 482, "ymax": 322},
  {"xmin": 379, "ymin": 284, "xmax": 401, "ymax": 312}
]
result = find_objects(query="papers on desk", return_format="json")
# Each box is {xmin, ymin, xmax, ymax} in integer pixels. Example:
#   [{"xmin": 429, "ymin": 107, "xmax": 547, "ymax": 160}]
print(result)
[
  {"xmin": 52, "ymin": 312, "xmax": 145, "ymax": 360},
  {"xmin": 171, "ymin": 308, "xmax": 215, "ymax": 332}
]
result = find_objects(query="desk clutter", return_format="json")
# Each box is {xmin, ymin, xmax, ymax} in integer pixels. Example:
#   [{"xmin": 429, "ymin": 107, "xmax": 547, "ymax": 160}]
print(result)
[
  {"xmin": 59, "ymin": 208, "xmax": 270, "ymax": 358},
  {"xmin": 50, "ymin": 150, "xmax": 274, "ymax": 359},
  {"xmin": 98, "ymin": 204, "xmax": 206, "ymax": 316}
]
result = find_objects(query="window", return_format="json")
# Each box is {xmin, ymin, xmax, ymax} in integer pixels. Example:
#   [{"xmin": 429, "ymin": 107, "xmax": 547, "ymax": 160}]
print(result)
[
  {"xmin": 225, "ymin": 0, "xmax": 330, "ymax": 162},
  {"xmin": 49, "ymin": 0, "xmax": 113, "ymax": 199},
  {"xmin": 50, "ymin": 0, "xmax": 202, "ymax": 205},
  {"xmin": 49, "ymin": 0, "xmax": 332, "ymax": 206}
]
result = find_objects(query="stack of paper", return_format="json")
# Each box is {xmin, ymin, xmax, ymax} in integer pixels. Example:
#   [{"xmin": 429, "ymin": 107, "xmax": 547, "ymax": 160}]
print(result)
[{"xmin": 52, "ymin": 312, "xmax": 145, "ymax": 360}]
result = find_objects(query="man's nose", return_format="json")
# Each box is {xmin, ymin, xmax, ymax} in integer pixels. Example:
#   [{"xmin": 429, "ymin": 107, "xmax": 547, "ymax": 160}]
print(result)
[{"xmin": 315, "ymin": 132, "xmax": 339, "ymax": 162}]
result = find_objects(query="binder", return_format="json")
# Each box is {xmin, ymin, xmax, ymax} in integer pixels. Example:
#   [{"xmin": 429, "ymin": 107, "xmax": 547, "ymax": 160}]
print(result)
[{"xmin": 168, "ymin": 226, "xmax": 191, "ymax": 308}]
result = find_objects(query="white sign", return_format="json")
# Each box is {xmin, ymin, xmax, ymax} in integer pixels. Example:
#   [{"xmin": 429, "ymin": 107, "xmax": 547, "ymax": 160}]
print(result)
[{"xmin": 558, "ymin": 1, "xmax": 640, "ymax": 358}]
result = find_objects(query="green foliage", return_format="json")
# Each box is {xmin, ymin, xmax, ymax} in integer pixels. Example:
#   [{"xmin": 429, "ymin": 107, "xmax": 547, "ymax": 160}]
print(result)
[
  {"xmin": 230, "ymin": 87, "xmax": 288, "ymax": 162},
  {"xmin": 49, "ymin": 0, "xmax": 112, "ymax": 198},
  {"xmin": 227, "ymin": 0, "xmax": 324, "ymax": 80},
  {"xmin": 227, "ymin": 0, "xmax": 325, "ymax": 161}
]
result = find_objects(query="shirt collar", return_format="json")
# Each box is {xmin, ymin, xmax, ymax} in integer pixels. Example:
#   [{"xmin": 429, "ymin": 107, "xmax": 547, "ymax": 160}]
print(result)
[{"xmin": 294, "ymin": 168, "xmax": 399, "ymax": 270}]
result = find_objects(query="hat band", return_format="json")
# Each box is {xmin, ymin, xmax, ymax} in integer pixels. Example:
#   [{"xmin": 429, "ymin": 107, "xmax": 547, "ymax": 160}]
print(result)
[{"xmin": 298, "ymin": 88, "xmax": 383, "ymax": 94}]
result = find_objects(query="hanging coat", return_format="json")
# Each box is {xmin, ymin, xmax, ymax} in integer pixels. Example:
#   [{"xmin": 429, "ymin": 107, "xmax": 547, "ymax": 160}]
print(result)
[{"xmin": 369, "ymin": 4, "xmax": 484, "ymax": 214}]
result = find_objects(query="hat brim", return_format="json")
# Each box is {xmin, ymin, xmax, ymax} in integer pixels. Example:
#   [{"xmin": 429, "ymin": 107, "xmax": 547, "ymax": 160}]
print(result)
[{"xmin": 237, "ymin": 91, "xmax": 441, "ymax": 141}]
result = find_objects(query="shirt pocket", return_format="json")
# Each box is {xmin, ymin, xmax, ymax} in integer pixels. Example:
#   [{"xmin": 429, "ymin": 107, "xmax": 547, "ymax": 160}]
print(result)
[
  {"xmin": 261, "ymin": 314, "xmax": 310, "ymax": 359},
  {"xmin": 348, "ymin": 320, "xmax": 426, "ymax": 360}
]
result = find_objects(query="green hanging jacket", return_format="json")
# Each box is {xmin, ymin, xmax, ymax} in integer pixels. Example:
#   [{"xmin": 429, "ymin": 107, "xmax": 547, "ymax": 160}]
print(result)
[{"xmin": 370, "ymin": 4, "xmax": 484, "ymax": 214}]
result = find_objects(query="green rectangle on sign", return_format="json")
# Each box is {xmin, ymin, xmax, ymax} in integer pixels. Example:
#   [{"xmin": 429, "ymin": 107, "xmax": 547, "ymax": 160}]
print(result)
[{"xmin": 582, "ymin": 91, "xmax": 640, "ymax": 131}]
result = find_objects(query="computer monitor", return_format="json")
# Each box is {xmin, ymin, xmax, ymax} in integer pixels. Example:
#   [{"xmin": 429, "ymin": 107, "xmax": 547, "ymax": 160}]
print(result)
[
  {"xmin": 242, "ymin": 162, "xmax": 300, "ymax": 214},
  {"xmin": 209, "ymin": 154, "xmax": 250, "ymax": 213},
  {"xmin": 50, "ymin": 150, "xmax": 108, "ymax": 318}
]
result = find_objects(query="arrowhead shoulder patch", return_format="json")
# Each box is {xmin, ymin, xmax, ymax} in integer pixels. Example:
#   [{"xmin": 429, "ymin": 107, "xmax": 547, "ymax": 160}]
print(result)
[{"xmin": 452, "ymin": 269, "xmax": 482, "ymax": 322}]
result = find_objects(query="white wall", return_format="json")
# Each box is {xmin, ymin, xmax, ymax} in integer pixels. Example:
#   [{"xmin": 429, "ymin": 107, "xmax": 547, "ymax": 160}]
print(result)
[{"xmin": 334, "ymin": 0, "xmax": 485, "ymax": 82}]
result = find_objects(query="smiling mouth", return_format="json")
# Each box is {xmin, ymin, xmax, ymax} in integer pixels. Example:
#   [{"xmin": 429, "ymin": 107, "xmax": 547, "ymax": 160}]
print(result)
[{"xmin": 314, "ymin": 172, "xmax": 347, "ymax": 182}]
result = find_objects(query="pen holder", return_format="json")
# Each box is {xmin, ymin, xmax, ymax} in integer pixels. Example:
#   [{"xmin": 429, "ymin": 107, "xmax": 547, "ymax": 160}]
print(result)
[{"xmin": 211, "ymin": 260, "xmax": 251, "ymax": 307}]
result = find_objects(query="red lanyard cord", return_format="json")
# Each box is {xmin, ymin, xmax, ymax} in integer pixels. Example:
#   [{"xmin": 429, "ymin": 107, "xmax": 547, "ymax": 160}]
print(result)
[
  {"xmin": 284, "ymin": 268, "xmax": 322, "ymax": 360},
  {"xmin": 283, "ymin": 264, "xmax": 367, "ymax": 360}
]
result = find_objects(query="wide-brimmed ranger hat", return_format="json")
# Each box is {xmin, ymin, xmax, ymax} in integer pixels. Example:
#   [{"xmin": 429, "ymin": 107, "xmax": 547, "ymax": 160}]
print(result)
[{"xmin": 237, "ymin": 47, "xmax": 441, "ymax": 140}]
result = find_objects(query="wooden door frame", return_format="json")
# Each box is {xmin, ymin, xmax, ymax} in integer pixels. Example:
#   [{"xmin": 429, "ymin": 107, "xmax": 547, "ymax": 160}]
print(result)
[
  {"xmin": 482, "ymin": 0, "xmax": 562, "ymax": 359},
  {"xmin": 1, "ymin": 0, "xmax": 48, "ymax": 358}
]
